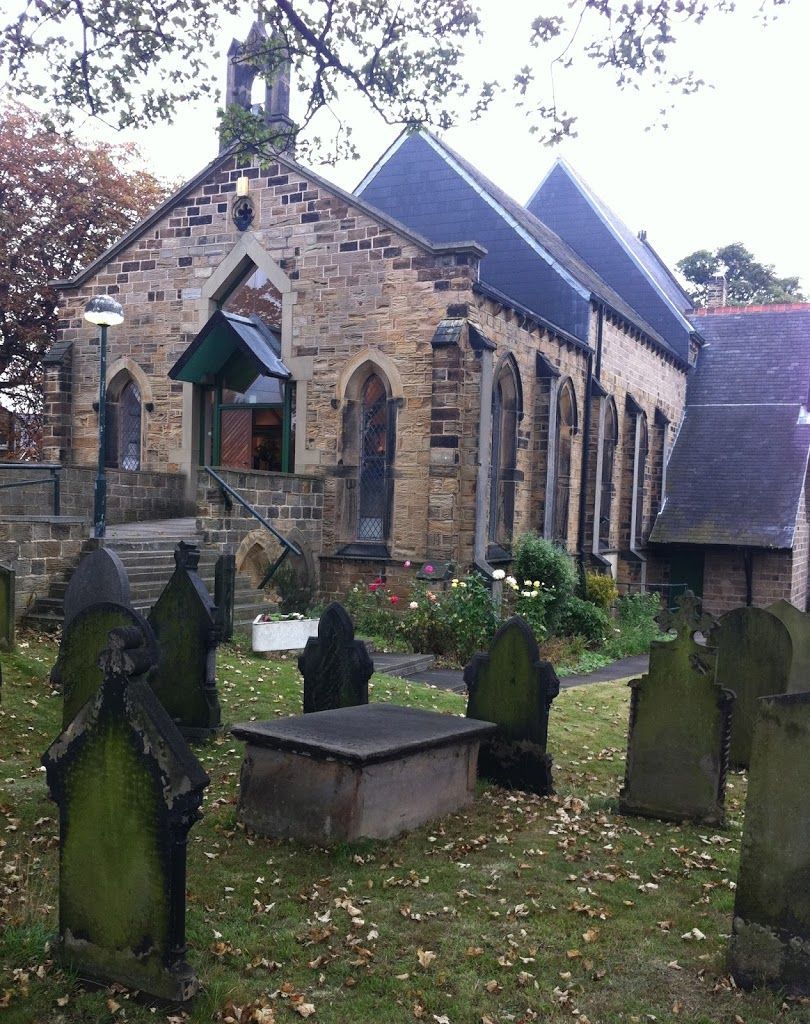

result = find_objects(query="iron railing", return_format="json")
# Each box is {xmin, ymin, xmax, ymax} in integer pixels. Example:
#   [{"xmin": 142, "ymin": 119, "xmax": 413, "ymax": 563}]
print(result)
[
  {"xmin": 203, "ymin": 466, "xmax": 302, "ymax": 589},
  {"xmin": 0, "ymin": 462, "xmax": 62, "ymax": 515}
]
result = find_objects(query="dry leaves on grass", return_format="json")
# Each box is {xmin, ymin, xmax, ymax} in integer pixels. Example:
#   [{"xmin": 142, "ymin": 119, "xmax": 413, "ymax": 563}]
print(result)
[{"xmin": 417, "ymin": 948, "xmax": 437, "ymax": 968}]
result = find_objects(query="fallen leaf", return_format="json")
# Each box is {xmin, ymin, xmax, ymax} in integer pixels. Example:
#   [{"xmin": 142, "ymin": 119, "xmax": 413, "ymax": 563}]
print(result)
[
  {"xmin": 294, "ymin": 1002, "xmax": 316, "ymax": 1018},
  {"xmin": 681, "ymin": 928, "xmax": 706, "ymax": 941},
  {"xmin": 484, "ymin": 980, "xmax": 501, "ymax": 994},
  {"xmin": 566, "ymin": 949, "xmax": 582, "ymax": 959},
  {"xmin": 417, "ymin": 949, "xmax": 436, "ymax": 968},
  {"xmin": 582, "ymin": 928, "xmax": 599, "ymax": 943}
]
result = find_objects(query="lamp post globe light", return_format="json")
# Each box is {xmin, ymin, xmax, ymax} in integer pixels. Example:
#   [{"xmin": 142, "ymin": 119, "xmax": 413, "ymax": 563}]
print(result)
[{"xmin": 84, "ymin": 295, "xmax": 124, "ymax": 538}]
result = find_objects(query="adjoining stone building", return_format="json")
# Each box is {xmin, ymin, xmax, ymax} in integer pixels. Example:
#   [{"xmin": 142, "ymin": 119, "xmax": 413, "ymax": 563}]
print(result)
[{"xmin": 20, "ymin": 29, "xmax": 810, "ymax": 616}]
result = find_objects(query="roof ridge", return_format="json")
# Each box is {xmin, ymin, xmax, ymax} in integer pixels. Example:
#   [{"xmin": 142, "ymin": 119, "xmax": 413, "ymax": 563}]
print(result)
[{"xmin": 690, "ymin": 303, "xmax": 810, "ymax": 316}]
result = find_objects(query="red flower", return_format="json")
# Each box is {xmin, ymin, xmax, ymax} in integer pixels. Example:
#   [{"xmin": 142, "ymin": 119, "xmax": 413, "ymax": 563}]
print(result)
[
  {"xmin": 425, "ymin": 564, "xmax": 434, "ymax": 574},
  {"xmin": 389, "ymin": 595, "xmax": 399, "ymax": 605}
]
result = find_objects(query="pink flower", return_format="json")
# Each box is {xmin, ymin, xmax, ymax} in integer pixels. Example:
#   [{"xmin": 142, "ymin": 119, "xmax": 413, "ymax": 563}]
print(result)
[
  {"xmin": 404, "ymin": 560, "xmax": 411, "ymax": 568},
  {"xmin": 425, "ymin": 564, "xmax": 434, "ymax": 574},
  {"xmin": 389, "ymin": 595, "xmax": 399, "ymax": 605},
  {"xmin": 427, "ymin": 591, "xmax": 437, "ymax": 602}
]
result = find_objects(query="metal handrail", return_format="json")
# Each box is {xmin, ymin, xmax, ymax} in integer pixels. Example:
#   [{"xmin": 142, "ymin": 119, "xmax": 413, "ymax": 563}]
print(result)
[
  {"xmin": 0, "ymin": 462, "xmax": 61, "ymax": 515},
  {"xmin": 203, "ymin": 466, "xmax": 302, "ymax": 589}
]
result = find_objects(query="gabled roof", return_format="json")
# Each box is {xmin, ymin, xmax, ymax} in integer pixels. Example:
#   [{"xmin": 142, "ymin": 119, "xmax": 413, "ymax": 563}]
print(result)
[
  {"xmin": 651, "ymin": 306, "xmax": 810, "ymax": 549},
  {"xmin": 169, "ymin": 309, "xmax": 289, "ymax": 391},
  {"xmin": 51, "ymin": 143, "xmax": 485, "ymax": 291},
  {"xmin": 526, "ymin": 159, "xmax": 695, "ymax": 361},
  {"xmin": 356, "ymin": 130, "xmax": 685, "ymax": 363}
]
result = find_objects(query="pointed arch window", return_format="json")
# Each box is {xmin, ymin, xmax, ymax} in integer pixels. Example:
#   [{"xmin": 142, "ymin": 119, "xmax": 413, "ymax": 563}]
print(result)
[
  {"xmin": 633, "ymin": 412, "xmax": 649, "ymax": 546},
  {"xmin": 105, "ymin": 373, "xmax": 141, "ymax": 471},
  {"xmin": 489, "ymin": 359, "xmax": 521, "ymax": 552},
  {"xmin": 358, "ymin": 373, "xmax": 393, "ymax": 542},
  {"xmin": 552, "ymin": 379, "xmax": 577, "ymax": 544},
  {"xmin": 599, "ymin": 398, "xmax": 618, "ymax": 550}
]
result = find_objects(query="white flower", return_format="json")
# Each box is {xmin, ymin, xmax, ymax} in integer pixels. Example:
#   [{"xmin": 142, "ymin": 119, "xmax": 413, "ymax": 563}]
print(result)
[
  {"xmin": 505, "ymin": 575, "xmax": 517, "ymax": 587},
  {"xmin": 451, "ymin": 579, "xmax": 459, "ymax": 588},
  {"xmin": 459, "ymin": 581, "xmax": 467, "ymax": 588},
  {"xmin": 492, "ymin": 568, "xmax": 506, "ymax": 580},
  {"xmin": 533, "ymin": 580, "xmax": 541, "ymax": 588},
  {"xmin": 530, "ymin": 590, "xmax": 539, "ymax": 598},
  {"xmin": 524, "ymin": 579, "xmax": 532, "ymax": 587},
  {"xmin": 521, "ymin": 590, "xmax": 531, "ymax": 598},
  {"xmin": 409, "ymin": 601, "xmax": 419, "ymax": 610}
]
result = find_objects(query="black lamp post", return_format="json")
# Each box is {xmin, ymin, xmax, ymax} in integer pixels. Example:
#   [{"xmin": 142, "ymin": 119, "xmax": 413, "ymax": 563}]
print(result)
[{"xmin": 84, "ymin": 295, "xmax": 124, "ymax": 538}]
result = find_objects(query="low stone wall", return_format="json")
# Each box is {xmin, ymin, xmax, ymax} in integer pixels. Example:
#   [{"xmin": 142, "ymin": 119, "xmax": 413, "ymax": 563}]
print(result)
[
  {"xmin": 196, "ymin": 468, "xmax": 324, "ymax": 596},
  {"xmin": 0, "ymin": 465, "xmax": 191, "ymax": 523},
  {"xmin": 0, "ymin": 515, "xmax": 88, "ymax": 618}
]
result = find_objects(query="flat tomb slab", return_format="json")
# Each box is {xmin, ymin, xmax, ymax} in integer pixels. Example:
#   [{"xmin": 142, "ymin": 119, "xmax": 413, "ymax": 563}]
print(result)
[{"xmin": 232, "ymin": 704, "xmax": 497, "ymax": 842}]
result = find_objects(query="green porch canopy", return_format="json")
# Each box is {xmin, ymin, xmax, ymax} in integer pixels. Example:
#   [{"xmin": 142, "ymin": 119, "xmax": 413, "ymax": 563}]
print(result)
[{"xmin": 169, "ymin": 310, "xmax": 290, "ymax": 392}]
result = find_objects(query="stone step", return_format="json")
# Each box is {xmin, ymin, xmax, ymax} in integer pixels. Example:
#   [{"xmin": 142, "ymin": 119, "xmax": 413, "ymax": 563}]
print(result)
[{"xmin": 371, "ymin": 653, "xmax": 436, "ymax": 678}]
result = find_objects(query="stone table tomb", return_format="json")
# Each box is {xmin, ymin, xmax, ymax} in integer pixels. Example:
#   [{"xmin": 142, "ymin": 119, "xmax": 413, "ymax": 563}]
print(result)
[{"xmin": 232, "ymin": 704, "xmax": 496, "ymax": 843}]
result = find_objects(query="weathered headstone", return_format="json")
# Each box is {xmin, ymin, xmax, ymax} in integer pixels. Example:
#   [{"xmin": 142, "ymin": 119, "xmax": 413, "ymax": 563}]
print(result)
[
  {"xmin": 464, "ymin": 615, "xmax": 560, "ymax": 795},
  {"xmin": 713, "ymin": 606, "xmax": 792, "ymax": 768},
  {"xmin": 63, "ymin": 548, "xmax": 130, "ymax": 629},
  {"xmin": 729, "ymin": 691, "xmax": 810, "ymax": 994},
  {"xmin": 299, "ymin": 602, "xmax": 373, "ymax": 714},
  {"xmin": 54, "ymin": 601, "xmax": 158, "ymax": 728},
  {"xmin": 214, "ymin": 552, "xmax": 236, "ymax": 643},
  {"xmin": 148, "ymin": 541, "xmax": 221, "ymax": 739},
  {"xmin": 767, "ymin": 598, "xmax": 810, "ymax": 693},
  {"xmin": 0, "ymin": 561, "xmax": 14, "ymax": 651},
  {"xmin": 619, "ymin": 591, "xmax": 734, "ymax": 826},
  {"xmin": 42, "ymin": 626, "xmax": 209, "ymax": 1002}
]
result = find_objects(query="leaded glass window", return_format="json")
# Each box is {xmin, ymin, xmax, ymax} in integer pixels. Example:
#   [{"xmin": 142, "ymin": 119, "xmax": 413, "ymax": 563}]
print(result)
[{"xmin": 358, "ymin": 374, "xmax": 390, "ymax": 542}]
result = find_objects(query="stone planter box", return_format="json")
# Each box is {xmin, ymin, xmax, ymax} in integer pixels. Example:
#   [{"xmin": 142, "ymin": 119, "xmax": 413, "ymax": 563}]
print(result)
[{"xmin": 252, "ymin": 615, "xmax": 319, "ymax": 653}]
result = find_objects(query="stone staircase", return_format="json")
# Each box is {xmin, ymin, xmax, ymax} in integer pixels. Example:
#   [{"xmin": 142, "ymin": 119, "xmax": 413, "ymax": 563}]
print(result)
[{"xmin": 23, "ymin": 517, "xmax": 272, "ymax": 632}]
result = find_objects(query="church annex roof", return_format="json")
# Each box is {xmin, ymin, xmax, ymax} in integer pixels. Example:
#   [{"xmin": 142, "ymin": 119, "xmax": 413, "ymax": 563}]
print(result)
[
  {"xmin": 651, "ymin": 305, "xmax": 810, "ymax": 549},
  {"xmin": 526, "ymin": 158, "xmax": 695, "ymax": 362}
]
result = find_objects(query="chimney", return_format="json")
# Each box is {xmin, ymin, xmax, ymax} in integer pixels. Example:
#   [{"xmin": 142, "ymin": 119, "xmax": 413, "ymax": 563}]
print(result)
[
  {"xmin": 705, "ymin": 275, "xmax": 727, "ymax": 309},
  {"xmin": 220, "ymin": 20, "xmax": 295, "ymax": 156}
]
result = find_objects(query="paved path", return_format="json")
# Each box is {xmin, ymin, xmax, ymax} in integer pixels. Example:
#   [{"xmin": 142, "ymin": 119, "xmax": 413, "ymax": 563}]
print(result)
[{"xmin": 373, "ymin": 652, "xmax": 649, "ymax": 695}]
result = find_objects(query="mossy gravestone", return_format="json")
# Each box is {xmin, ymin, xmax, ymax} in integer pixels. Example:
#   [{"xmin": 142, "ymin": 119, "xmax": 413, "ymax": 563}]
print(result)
[
  {"xmin": 148, "ymin": 542, "xmax": 221, "ymax": 739},
  {"xmin": 464, "ymin": 615, "xmax": 560, "ymax": 795},
  {"xmin": 63, "ymin": 548, "xmax": 130, "ymax": 629},
  {"xmin": 299, "ymin": 602, "xmax": 373, "ymax": 714},
  {"xmin": 713, "ymin": 606, "xmax": 792, "ymax": 769},
  {"xmin": 214, "ymin": 552, "xmax": 236, "ymax": 643},
  {"xmin": 0, "ymin": 561, "xmax": 14, "ymax": 651},
  {"xmin": 55, "ymin": 602, "xmax": 158, "ymax": 728},
  {"xmin": 42, "ymin": 627, "xmax": 209, "ymax": 1002},
  {"xmin": 619, "ymin": 592, "xmax": 734, "ymax": 826},
  {"xmin": 767, "ymin": 599, "xmax": 810, "ymax": 694},
  {"xmin": 729, "ymin": 691, "xmax": 810, "ymax": 994}
]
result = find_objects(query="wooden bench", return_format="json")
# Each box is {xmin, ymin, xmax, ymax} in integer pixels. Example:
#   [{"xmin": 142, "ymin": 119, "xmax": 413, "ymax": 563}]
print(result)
[{"xmin": 231, "ymin": 704, "xmax": 496, "ymax": 842}]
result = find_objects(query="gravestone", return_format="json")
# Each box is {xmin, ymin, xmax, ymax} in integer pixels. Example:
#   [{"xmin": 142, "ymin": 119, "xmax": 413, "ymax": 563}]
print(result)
[
  {"xmin": 0, "ymin": 562, "xmax": 14, "ymax": 651},
  {"xmin": 767, "ymin": 599, "xmax": 810, "ymax": 693},
  {"xmin": 148, "ymin": 542, "xmax": 221, "ymax": 739},
  {"xmin": 54, "ymin": 601, "xmax": 158, "ymax": 728},
  {"xmin": 63, "ymin": 548, "xmax": 130, "ymax": 629},
  {"xmin": 464, "ymin": 615, "xmax": 560, "ymax": 795},
  {"xmin": 729, "ymin": 691, "xmax": 810, "ymax": 994},
  {"xmin": 42, "ymin": 626, "xmax": 209, "ymax": 1002},
  {"xmin": 299, "ymin": 602, "xmax": 373, "ymax": 714},
  {"xmin": 619, "ymin": 591, "xmax": 734, "ymax": 826},
  {"xmin": 214, "ymin": 552, "xmax": 236, "ymax": 643},
  {"xmin": 713, "ymin": 606, "xmax": 792, "ymax": 768}
]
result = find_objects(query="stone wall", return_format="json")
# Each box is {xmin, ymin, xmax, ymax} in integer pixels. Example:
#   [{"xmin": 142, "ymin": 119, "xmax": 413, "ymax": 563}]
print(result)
[
  {"xmin": 789, "ymin": 484, "xmax": 809, "ymax": 608},
  {"xmin": 196, "ymin": 467, "xmax": 323, "ymax": 593},
  {"xmin": 0, "ymin": 516, "xmax": 87, "ymax": 618},
  {"xmin": 702, "ymin": 546, "xmax": 799, "ymax": 616},
  {"xmin": 0, "ymin": 466, "xmax": 189, "ymax": 523}
]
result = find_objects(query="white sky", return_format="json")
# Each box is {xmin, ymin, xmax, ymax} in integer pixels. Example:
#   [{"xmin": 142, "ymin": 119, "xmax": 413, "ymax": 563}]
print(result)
[{"xmin": 53, "ymin": 1, "xmax": 810, "ymax": 292}]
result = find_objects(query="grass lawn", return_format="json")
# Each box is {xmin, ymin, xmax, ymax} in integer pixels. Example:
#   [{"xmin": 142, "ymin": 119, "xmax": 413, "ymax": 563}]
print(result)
[{"xmin": 1, "ymin": 631, "xmax": 807, "ymax": 1024}]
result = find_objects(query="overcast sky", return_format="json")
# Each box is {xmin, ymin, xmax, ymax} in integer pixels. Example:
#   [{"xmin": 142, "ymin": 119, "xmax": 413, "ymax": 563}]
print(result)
[{"xmin": 92, "ymin": 1, "xmax": 810, "ymax": 292}]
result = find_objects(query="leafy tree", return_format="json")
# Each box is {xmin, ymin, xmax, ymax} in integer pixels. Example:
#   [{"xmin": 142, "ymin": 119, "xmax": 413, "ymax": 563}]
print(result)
[
  {"xmin": 0, "ymin": 0, "xmax": 791, "ymax": 161},
  {"xmin": 677, "ymin": 242, "xmax": 805, "ymax": 307},
  {"xmin": 0, "ymin": 104, "xmax": 169, "ymax": 450}
]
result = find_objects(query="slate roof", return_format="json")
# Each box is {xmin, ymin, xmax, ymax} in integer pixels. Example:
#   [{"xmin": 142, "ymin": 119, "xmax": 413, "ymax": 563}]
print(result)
[
  {"xmin": 356, "ymin": 130, "xmax": 685, "ymax": 363},
  {"xmin": 651, "ymin": 306, "xmax": 810, "ymax": 548},
  {"xmin": 526, "ymin": 159, "xmax": 695, "ymax": 361}
]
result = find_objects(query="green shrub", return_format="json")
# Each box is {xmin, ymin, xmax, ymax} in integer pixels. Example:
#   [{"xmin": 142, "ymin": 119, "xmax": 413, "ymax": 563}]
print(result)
[
  {"xmin": 557, "ymin": 595, "xmax": 610, "ymax": 647},
  {"xmin": 602, "ymin": 591, "xmax": 662, "ymax": 657},
  {"xmin": 585, "ymin": 571, "xmax": 618, "ymax": 611},
  {"xmin": 512, "ymin": 533, "xmax": 577, "ymax": 629},
  {"xmin": 399, "ymin": 574, "xmax": 498, "ymax": 665},
  {"xmin": 343, "ymin": 580, "xmax": 401, "ymax": 646}
]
